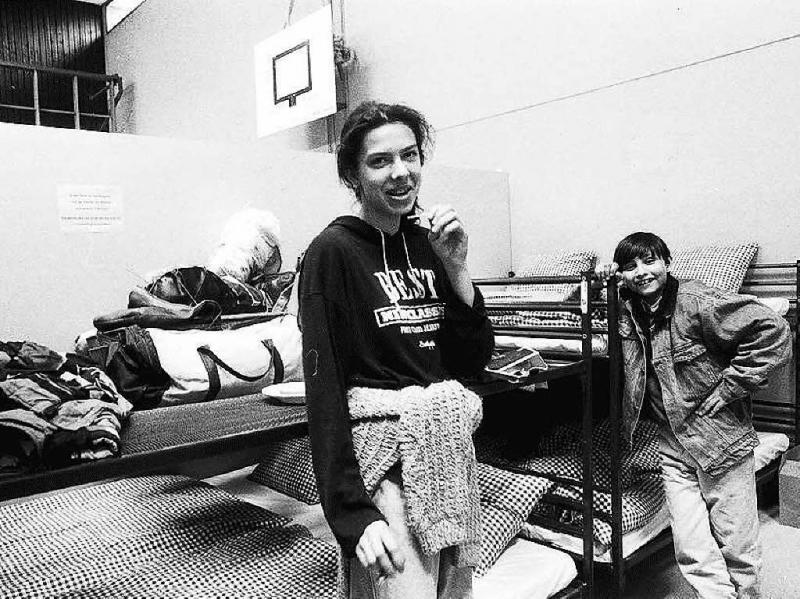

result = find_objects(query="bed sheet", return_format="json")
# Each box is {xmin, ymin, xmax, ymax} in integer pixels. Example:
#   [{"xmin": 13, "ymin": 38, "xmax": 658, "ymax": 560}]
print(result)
[
  {"xmin": 495, "ymin": 334, "xmax": 608, "ymax": 356},
  {"xmin": 473, "ymin": 537, "xmax": 577, "ymax": 599},
  {"xmin": 206, "ymin": 465, "xmax": 334, "ymax": 545}
]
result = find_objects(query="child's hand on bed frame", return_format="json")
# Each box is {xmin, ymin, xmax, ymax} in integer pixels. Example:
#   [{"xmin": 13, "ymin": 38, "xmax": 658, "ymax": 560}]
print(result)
[{"xmin": 595, "ymin": 262, "xmax": 622, "ymax": 286}]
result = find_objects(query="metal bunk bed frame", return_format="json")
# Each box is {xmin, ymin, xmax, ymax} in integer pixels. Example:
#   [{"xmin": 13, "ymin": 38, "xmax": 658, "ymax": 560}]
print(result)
[
  {"xmin": 474, "ymin": 271, "xmax": 609, "ymax": 599},
  {"xmin": 477, "ymin": 260, "xmax": 799, "ymax": 599}
]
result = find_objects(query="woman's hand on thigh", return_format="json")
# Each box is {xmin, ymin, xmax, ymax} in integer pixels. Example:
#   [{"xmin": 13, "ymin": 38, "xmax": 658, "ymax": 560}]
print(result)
[{"xmin": 356, "ymin": 520, "xmax": 406, "ymax": 580}]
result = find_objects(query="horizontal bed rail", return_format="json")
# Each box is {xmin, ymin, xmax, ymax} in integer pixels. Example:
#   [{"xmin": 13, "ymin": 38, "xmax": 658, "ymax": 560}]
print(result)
[
  {"xmin": 484, "ymin": 301, "xmax": 584, "ymax": 311},
  {"xmin": 474, "ymin": 275, "xmax": 585, "ymax": 285},
  {"xmin": 0, "ymin": 397, "xmax": 308, "ymax": 502},
  {"xmin": 491, "ymin": 328, "xmax": 606, "ymax": 339}
]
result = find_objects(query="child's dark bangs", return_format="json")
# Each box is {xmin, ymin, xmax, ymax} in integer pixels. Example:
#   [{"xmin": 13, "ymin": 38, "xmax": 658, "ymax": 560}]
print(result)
[{"xmin": 613, "ymin": 233, "xmax": 669, "ymax": 266}]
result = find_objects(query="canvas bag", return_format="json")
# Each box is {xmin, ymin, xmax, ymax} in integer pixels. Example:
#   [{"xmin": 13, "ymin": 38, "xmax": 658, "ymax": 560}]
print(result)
[{"xmin": 146, "ymin": 315, "xmax": 303, "ymax": 405}]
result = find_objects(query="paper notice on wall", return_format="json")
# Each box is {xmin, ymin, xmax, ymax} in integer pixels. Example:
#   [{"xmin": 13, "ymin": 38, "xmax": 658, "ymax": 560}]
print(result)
[
  {"xmin": 58, "ymin": 185, "xmax": 124, "ymax": 232},
  {"xmin": 254, "ymin": 4, "xmax": 337, "ymax": 137}
]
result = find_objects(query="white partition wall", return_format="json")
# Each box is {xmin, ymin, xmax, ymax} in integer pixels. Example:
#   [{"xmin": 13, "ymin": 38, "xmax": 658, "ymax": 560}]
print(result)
[{"xmin": 0, "ymin": 124, "xmax": 510, "ymax": 350}]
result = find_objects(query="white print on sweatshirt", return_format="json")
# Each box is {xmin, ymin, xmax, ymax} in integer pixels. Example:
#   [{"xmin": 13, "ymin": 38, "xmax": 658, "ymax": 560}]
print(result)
[{"xmin": 373, "ymin": 267, "xmax": 438, "ymax": 304}]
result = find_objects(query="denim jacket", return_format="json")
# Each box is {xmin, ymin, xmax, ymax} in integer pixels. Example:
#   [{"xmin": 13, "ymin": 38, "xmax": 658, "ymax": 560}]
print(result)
[{"xmin": 619, "ymin": 275, "xmax": 792, "ymax": 475}]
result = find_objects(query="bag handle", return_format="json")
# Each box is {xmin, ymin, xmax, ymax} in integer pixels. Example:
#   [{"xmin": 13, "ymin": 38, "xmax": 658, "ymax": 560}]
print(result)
[{"xmin": 197, "ymin": 339, "xmax": 284, "ymax": 402}]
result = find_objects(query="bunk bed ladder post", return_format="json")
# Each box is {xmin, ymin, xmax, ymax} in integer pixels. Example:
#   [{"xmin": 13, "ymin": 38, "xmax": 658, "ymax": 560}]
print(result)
[
  {"xmin": 795, "ymin": 259, "xmax": 799, "ymax": 445},
  {"xmin": 72, "ymin": 75, "xmax": 81, "ymax": 130},
  {"xmin": 580, "ymin": 271, "xmax": 595, "ymax": 597},
  {"xmin": 606, "ymin": 278, "xmax": 625, "ymax": 597},
  {"xmin": 32, "ymin": 68, "xmax": 41, "ymax": 126}
]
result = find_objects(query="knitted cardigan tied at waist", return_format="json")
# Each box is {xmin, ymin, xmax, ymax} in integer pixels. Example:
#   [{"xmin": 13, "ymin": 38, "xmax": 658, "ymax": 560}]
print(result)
[{"xmin": 347, "ymin": 379, "xmax": 483, "ymax": 567}]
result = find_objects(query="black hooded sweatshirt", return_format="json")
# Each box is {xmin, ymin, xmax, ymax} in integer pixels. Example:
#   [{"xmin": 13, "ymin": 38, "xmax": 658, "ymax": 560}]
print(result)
[{"xmin": 298, "ymin": 215, "xmax": 494, "ymax": 556}]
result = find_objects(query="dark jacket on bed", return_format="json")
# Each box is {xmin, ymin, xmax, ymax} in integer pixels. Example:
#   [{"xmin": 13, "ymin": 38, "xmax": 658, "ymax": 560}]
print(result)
[
  {"xmin": 298, "ymin": 215, "xmax": 494, "ymax": 557},
  {"xmin": 619, "ymin": 274, "xmax": 792, "ymax": 475}
]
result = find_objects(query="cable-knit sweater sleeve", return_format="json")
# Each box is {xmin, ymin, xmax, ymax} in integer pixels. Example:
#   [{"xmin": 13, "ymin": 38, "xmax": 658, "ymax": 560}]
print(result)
[{"xmin": 298, "ymin": 243, "xmax": 385, "ymax": 557}]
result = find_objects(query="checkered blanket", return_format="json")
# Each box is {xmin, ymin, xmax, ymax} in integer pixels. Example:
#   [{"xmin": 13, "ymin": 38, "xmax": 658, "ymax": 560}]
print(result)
[
  {"xmin": 475, "ymin": 419, "xmax": 664, "ymax": 548},
  {"xmin": 0, "ymin": 475, "xmax": 340, "ymax": 599},
  {"xmin": 488, "ymin": 308, "xmax": 608, "ymax": 330},
  {"xmin": 529, "ymin": 472, "xmax": 665, "ymax": 546}
]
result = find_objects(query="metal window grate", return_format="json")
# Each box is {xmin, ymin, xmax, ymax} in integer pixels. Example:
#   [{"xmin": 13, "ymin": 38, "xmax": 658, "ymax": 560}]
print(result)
[{"xmin": 0, "ymin": 60, "xmax": 123, "ymax": 132}]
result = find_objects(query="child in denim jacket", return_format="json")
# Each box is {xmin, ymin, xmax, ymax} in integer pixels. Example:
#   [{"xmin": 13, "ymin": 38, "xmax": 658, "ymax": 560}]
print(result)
[{"xmin": 597, "ymin": 232, "xmax": 791, "ymax": 599}]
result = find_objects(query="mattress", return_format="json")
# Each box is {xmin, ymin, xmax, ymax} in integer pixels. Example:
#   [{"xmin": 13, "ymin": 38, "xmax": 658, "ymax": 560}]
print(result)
[
  {"xmin": 495, "ymin": 333, "xmax": 608, "ymax": 356},
  {"xmin": 121, "ymin": 393, "xmax": 307, "ymax": 453},
  {"xmin": 0, "ymin": 474, "xmax": 341, "ymax": 599},
  {"xmin": 519, "ymin": 431, "xmax": 790, "ymax": 562},
  {"xmin": 473, "ymin": 537, "xmax": 577, "ymax": 599}
]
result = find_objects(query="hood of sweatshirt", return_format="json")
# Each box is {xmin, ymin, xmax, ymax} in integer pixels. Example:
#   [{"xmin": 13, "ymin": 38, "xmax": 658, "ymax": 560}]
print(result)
[
  {"xmin": 326, "ymin": 214, "xmax": 420, "ymax": 243},
  {"xmin": 326, "ymin": 215, "xmax": 425, "ymax": 293}
]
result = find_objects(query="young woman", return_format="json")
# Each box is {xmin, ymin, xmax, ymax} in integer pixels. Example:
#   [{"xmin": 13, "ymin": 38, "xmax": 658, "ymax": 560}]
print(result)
[{"xmin": 298, "ymin": 101, "xmax": 494, "ymax": 598}]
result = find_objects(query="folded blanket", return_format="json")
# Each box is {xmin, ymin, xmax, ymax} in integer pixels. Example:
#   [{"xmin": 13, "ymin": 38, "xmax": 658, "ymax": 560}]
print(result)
[
  {"xmin": 476, "ymin": 417, "xmax": 665, "ymax": 547},
  {"xmin": 529, "ymin": 471, "xmax": 665, "ymax": 546},
  {"xmin": 488, "ymin": 308, "xmax": 607, "ymax": 330},
  {"xmin": 347, "ymin": 380, "xmax": 483, "ymax": 567}
]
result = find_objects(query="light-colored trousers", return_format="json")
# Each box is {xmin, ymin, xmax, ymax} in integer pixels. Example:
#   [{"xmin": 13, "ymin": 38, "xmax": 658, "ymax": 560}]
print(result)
[
  {"xmin": 349, "ymin": 467, "xmax": 473, "ymax": 599},
  {"xmin": 659, "ymin": 426, "xmax": 762, "ymax": 599}
]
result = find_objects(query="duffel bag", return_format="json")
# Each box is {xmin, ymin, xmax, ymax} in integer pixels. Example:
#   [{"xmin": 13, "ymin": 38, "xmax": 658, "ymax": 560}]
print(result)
[{"xmin": 146, "ymin": 315, "xmax": 302, "ymax": 405}]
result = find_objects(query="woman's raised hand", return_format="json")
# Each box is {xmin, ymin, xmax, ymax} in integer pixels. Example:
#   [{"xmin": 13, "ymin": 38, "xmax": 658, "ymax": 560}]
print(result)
[
  {"xmin": 424, "ymin": 204, "xmax": 468, "ymax": 270},
  {"xmin": 356, "ymin": 520, "xmax": 406, "ymax": 582}
]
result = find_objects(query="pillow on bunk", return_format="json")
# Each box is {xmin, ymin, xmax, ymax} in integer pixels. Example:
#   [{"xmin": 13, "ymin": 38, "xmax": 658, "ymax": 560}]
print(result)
[
  {"xmin": 670, "ymin": 242, "xmax": 758, "ymax": 292},
  {"xmin": 506, "ymin": 251, "xmax": 597, "ymax": 302},
  {"xmin": 475, "ymin": 462, "xmax": 554, "ymax": 577},
  {"xmin": 248, "ymin": 434, "xmax": 320, "ymax": 505}
]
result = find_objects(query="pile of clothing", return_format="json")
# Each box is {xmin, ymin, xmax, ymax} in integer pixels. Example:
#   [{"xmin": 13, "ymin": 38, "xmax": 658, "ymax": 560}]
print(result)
[{"xmin": 0, "ymin": 340, "xmax": 132, "ymax": 475}]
